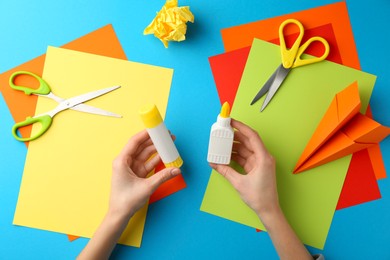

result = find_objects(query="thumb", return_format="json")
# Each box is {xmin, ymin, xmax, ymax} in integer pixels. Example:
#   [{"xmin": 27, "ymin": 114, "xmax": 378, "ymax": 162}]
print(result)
[
  {"xmin": 147, "ymin": 167, "xmax": 181, "ymax": 192},
  {"xmin": 210, "ymin": 163, "xmax": 241, "ymax": 188}
]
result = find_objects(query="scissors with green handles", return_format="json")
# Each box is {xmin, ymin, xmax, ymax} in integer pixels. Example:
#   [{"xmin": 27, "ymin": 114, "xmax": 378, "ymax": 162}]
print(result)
[
  {"xmin": 251, "ymin": 18, "xmax": 330, "ymax": 111},
  {"xmin": 9, "ymin": 71, "xmax": 122, "ymax": 142}
]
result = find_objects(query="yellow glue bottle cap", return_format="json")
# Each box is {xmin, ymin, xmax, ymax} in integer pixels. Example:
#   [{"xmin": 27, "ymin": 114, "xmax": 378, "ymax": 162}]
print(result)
[
  {"xmin": 220, "ymin": 102, "xmax": 230, "ymax": 118},
  {"xmin": 139, "ymin": 104, "xmax": 163, "ymax": 129}
]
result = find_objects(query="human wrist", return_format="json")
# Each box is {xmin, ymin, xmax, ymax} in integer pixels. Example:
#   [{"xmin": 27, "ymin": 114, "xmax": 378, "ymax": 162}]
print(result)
[
  {"xmin": 107, "ymin": 206, "xmax": 135, "ymax": 225},
  {"xmin": 256, "ymin": 204, "xmax": 284, "ymax": 230}
]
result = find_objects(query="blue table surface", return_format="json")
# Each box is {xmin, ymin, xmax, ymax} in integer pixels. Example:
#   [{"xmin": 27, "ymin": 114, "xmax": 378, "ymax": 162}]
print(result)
[{"xmin": 1, "ymin": 0, "xmax": 389, "ymax": 259}]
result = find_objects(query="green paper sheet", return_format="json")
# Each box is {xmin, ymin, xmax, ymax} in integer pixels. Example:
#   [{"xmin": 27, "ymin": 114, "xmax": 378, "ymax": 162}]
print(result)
[{"xmin": 200, "ymin": 39, "xmax": 376, "ymax": 249}]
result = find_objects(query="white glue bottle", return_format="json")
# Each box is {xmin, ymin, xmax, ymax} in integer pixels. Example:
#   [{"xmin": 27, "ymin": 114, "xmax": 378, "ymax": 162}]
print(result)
[
  {"xmin": 207, "ymin": 102, "xmax": 234, "ymax": 164},
  {"xmin": 139, "ymin": 104, "xmax": 183, "ymax": 168}
]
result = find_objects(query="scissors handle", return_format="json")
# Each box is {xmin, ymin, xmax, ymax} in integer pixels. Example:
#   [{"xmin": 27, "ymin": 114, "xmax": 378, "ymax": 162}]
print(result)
[
  {"xmin": 279, "ymin": 19, "xmax": 330, "ymax": 69},
  {"xmin": 292, "ymin": 36, "xmax": 330, "ymax": 68},
  {"xmin": 279, "ymin": 19, "xmax": 304, "ymax": 69},
  {"xmin": 12, "ymin": 115, "xmax": 53, "ymax": 142},
  {"xmin": 9, "ymin": 71, "xmax": 51, "ymax": 95}
]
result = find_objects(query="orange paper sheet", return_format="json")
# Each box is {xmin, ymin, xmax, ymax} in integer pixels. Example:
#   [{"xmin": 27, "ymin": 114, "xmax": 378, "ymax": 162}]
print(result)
[
  {"xmin": 366, "ymin": 107, "xmax": 388, "ymax": 180},
  {"xmin": 222, "ymin": 2, "xmax": 359, "ymax": 69},
  {"xmin": 220, "ymin": 1, "xmax": 386, "ymax": 180},
  {"xmin": 294, "ymin": 82, "xmax": 390, "ymax": 173}
]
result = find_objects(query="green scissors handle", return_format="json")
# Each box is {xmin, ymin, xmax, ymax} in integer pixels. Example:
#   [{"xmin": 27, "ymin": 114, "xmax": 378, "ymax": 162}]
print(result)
[
  {"xmin": 9, "ymin": 71, "xmax": 51, "ymax": 95},
  {"xmin": 12, "ymin": 115, "xmax": 53, "ymax": 142}
]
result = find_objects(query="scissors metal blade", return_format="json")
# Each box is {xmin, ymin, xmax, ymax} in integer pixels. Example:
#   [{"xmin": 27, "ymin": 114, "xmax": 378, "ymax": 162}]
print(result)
[
  {"xmin": 250, "ymin": 68, "xmax": 278, "ymax": 105},
  {"xmin": 49, "ymin": 86, "xmax": 121, "ymax": 117},
  {"xmin": 260, "ymin": 65, "xmax": 290, "ymax": 111},
  {"xmin": 43, "ymin": 92, "xmax": 121, "ymax": 118},
  {"xmin": 71, "ymin": 103, "xmax": 122, "ymax": 118}
]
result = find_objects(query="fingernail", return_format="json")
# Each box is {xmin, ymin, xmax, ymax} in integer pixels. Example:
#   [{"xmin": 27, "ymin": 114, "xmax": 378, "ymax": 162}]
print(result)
[{"xmin": 171, "ymin": 168, "xmax": 181, "ymax": 175}]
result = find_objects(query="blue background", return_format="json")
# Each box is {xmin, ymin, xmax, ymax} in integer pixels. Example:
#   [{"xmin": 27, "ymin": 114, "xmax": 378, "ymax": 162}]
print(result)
[{"xmin": 1, "ymin": 0, "xmax": 389, "ymax": 259}]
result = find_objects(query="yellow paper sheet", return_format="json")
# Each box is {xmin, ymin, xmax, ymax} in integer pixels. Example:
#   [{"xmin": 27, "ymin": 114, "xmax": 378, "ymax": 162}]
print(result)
[{"xmin": 13, "ymin": 46, "xmax": 173, "ymax": 247}]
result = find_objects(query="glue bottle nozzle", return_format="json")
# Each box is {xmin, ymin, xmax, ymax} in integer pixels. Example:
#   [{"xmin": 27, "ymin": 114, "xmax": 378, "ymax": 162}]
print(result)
[{"xmin": 220, "ymin": 102, "xmax": 230, "ymax": 118}]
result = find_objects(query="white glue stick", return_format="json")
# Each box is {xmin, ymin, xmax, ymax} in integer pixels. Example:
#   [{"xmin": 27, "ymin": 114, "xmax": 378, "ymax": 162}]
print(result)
[
  {"xmin": 139, "ymin": 104, "xmax": 183, "ymax": 168},
  {"xmin": 207, "ymin": 102, "xmax": 234, "ymax": 164}
]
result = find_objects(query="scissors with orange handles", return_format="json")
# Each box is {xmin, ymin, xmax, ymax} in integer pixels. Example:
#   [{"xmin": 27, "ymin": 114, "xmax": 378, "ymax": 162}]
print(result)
[
  {"xmin": 250, "ymin": 19, "xmax": 330, "ymax": 111},
  {"xmin": 9, "ymin": 71, "xmax": 122, "ymax": 142}
]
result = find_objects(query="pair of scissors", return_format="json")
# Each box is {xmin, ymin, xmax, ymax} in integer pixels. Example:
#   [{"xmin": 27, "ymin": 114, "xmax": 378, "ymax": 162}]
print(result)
[
  {"xmin": 10, "ymin": 71, "xmax": 122, "ymax": 142},
  {"xmin": 251, "ymin": 19, "xmax": 330, "ymax": 111}
]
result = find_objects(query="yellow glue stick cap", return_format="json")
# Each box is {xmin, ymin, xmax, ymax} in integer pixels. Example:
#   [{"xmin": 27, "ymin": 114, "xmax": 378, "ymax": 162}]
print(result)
[
  {"xmin": 220, "ymin": 102, "xmax": 230, "ymax": 118},
  {"xmin": 164, "ymin": 156, "xmax": 183, "ymax": 168},
  {"xmin": 139, "ymin": 104, "xmax": 163, "ymax": 128}
]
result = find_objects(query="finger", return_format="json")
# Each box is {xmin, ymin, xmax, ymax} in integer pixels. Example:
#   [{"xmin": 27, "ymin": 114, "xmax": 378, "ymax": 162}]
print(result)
[
  {"xmin": 210, "ymin": 163, "xmax": 241, "ymax": 188},
  {"xmin": 231, "ymin": 153, "xmax": 247, "ymax": 168},
  {"xmin": 132, "ymin": 153, "xmax": 160, "ymax": 179},
  {"xmin": 136, "ymin": 143, "xmax": 157, "ymax": 162},
  {"xmin": 231, "ymin": 119, "xmax": 269, "ymax": 156},
  {"xmin": 119, "ymin": 130, "xmax": 150, "ymax": 158},
  {"xmin": 232, "ymin": 153, "xmax": 257, "ymax": 174},
  {"xmin": 233, "ymin": 130, "xmax": 255, "ymax": 154},
  {"xmin": 232, "ymin": 141, "xmax": 252, "ymax": 158},
  {"xmin": 143, "ymin": 154, "xmax": 162, "ymax": 175},
  {"xmin": 168, "ymin": 131, "xmax": 176, "ymax": 142},
  {"xmin": 131, "ymin": 147, "xmax": 162, "ymax": 177},
  {"xmin": 147, "ymin": 167, "xmax": 181, "ymax": 192},
  {"xmin": 233, "ymin": 129, "xmax": 248, "ymax": 143},
  {"xmin": 134, "ymin": 138, "xmax": 153, "ymax": 156}
]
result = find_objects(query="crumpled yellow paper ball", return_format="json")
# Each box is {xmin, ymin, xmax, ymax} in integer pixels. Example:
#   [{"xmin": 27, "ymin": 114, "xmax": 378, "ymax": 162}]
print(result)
[{"xmin": 144, "ymin": 0, "xmax": 194, "ymax": 48}]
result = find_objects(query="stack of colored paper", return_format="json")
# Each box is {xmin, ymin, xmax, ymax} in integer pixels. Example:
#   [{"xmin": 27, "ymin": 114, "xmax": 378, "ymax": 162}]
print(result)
[
  {"xmin": 0, "ymin": 25, "xmax": 186, "ymax": 247},
  {"xmin": 201, "ymin": 2, "xmax": 387, "ymax": 249}
]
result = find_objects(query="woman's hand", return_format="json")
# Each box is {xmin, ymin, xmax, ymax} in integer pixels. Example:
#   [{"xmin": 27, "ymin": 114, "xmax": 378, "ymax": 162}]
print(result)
[{"xmin": 109, "ymin": 129, "xmax": 181, "ymax": 219}]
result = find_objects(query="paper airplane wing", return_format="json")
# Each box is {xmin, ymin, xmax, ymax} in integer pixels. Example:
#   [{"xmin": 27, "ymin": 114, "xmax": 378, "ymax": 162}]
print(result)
[
  {"xmin": 293, "ymin": 81, "xmax": 361, "ymax": 173},
  {"xmin": 295, "ymin": 113, "xmax": 390, "ymax": 173}
]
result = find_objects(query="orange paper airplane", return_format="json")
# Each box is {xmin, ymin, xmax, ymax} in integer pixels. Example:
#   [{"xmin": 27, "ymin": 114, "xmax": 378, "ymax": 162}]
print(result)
[{"xmin": 294, "ymin": 81, "xmax": 390, "ymax": 173}]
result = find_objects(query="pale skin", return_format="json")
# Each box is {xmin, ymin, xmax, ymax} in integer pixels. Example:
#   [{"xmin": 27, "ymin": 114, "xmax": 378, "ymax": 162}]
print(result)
[
  {"xmin": 210, "ymin": 119, "xmax": 313, "ymax": 260},
  {"xmin": 78, "ymin": 120, "xmax": 313, "ymax": 260},
  {"xmin": 77, "ymin": 130, "xmax": 181, "ymax": 260}
]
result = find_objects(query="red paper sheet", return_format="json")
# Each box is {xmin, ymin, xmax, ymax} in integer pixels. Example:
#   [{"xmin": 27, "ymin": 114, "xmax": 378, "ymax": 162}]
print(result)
[
  {"xmin": 150, "ymin": 161, "xmax": 187, "ymax": 204},
  {"xmin": 337, "ymin": 149, "xmax": 381, "ymax": 209}
]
